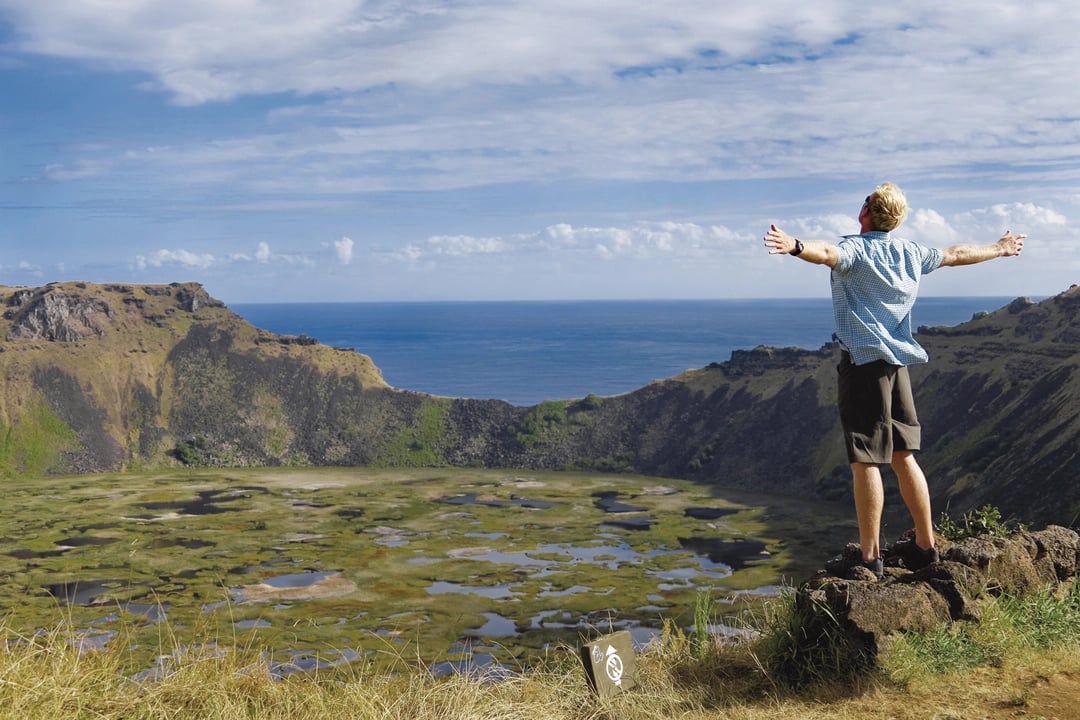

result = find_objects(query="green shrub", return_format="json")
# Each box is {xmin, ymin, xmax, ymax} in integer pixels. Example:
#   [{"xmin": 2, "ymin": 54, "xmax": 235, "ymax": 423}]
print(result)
[
  {"xmin": 371, "ymin": 399, "xmax": 451, "ymax": 466},
  {"xmin": 172, "ymin": 435, "xmax": 210, "ymax": 465},
  {"xmin": 938, "ymin": 504, "xmax": 1012, "ymax": 541},
  {"xmin": 576, "ymin": 393, "xmax": 603, "ymax": 411},
  {"xmin": 514, "ymin": 400, "xmax": 567, "ymax": 447}
]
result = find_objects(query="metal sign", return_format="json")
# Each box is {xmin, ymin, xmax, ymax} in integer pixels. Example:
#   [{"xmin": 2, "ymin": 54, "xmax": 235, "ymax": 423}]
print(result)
[{"xmin": 579, "ymin": 630, "xmax": 637, "ymax": 698}]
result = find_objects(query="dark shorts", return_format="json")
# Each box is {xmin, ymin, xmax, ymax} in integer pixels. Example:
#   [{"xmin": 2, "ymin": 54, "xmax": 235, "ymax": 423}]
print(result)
[{"xmin": 837, "ymin": 351, "xmax": 921, "ymax": 464}]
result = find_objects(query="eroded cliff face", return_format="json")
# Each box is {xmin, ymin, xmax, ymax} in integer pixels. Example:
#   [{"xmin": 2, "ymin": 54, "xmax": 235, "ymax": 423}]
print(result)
[
  {"xmin": 1, "ymin": 281, "xmax": 1078, "ymax": 528},
  {"xmin": 0, "ymin": 282, "xmax": 389, "ymax": 473},
  {"xmin": 5, "ymin": 287, "xmax": 114, "ymax": 341}
]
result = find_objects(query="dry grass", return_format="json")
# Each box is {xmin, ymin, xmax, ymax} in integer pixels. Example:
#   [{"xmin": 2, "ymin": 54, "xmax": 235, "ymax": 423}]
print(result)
[{"xmin": 3, "ymin": 583, "xmax": 1079, "ymax": 720}]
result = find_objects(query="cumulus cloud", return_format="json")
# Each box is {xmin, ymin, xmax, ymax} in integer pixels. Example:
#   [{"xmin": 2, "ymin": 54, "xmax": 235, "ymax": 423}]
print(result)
[
  {"xmin": 394, "ymin": 244, "xmax": 424, "ymax": 263},
  {"xmin": 0, "ymin": 260, "xmax": 42, "ymax": 276},
  {"xmin": 135, "ymin": 249, "xmax": 216, "ymax": 271},
  {"xmin": 765, "ymin": 214, "xmax": 861, "ymax": 243},
  {"xmin": 255, "ymin": 241, "xmax": 272, "ymax": 263},
  {"xmin": 398, "ymin": 221, "xmax": 747, "ymax": 263},
  {"xmin": 252, "ymin": 242, "xmax": 313, "ymax": 266},
  {"xmin": 956, "ymin": 203, "xmax": 1067, "ymax": 232},
  {"xmin": 902, "ymin": 202, "xmax": 1070, "ymax": 252},
  {"xmin": 906, "ymin": 209, "xmax": 963, "ymax": 246},
  {"xmin": 334, "ymin": 236, "xmax": 354, "ymax": 264},
  {"xmin": 425, "ymin": 235, "xmax": 506, "ymax": 256},
  {"xmin": 134, "ymin": 242, "xmax": 315, "ymax": 272}
]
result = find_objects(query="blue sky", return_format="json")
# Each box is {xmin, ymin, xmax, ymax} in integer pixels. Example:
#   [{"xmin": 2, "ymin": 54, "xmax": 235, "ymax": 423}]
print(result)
[{"xmin": 1, "ymin": 1, "xmax": 1077, "ymax": 303}]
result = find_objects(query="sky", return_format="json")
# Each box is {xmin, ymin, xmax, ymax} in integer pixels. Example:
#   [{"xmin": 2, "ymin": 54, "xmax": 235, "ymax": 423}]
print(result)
[{"xmin": 1, "ymin": 1, "xmax": 1078, "ymax": 303}]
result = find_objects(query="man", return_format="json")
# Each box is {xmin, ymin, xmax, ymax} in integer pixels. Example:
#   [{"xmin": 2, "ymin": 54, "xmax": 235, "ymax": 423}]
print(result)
[{"xmin": 763, "ymin": 182, "xmax": 1025, "ymax": 578}]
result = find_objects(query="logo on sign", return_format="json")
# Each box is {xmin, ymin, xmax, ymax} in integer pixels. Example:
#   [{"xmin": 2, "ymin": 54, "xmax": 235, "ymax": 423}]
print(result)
[{"xmin": 604, "ymin": 644, "xmax": 624, "ymax": 686}]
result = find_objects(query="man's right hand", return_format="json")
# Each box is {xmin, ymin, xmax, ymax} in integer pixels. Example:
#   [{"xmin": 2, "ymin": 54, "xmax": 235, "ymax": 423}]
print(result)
[{"xmin": 764, "ymin": 224, "xmax": 797, "ymax": 255}]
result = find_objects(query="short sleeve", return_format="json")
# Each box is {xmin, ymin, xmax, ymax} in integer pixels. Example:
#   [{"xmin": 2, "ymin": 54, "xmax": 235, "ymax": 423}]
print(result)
[
  {"xmin": 834, "ymin": 238, "xmax": 857, "ymax": 274},
  {"xmin": 919, "ymin": 245, "xmax": 944, "ymax": 274}
]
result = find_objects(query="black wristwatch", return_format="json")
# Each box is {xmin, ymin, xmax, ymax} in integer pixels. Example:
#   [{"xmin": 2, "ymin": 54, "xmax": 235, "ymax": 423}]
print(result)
[{"xmin": 791, "ymin": 238, "xmax": 804, "ymax": 256}]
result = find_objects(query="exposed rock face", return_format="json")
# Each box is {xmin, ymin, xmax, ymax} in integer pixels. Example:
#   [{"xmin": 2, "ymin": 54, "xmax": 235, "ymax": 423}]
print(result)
[
  {"xmin": 792, "ymin": 526, "xmax": 1080, "ymax": 673},
  {"xmin": 4, "ymin": 286, "xmax": 114, "ymax": 341},
  {"xmin": 0, "ymin": 281, "xmax": 388, "ymax": 474}
]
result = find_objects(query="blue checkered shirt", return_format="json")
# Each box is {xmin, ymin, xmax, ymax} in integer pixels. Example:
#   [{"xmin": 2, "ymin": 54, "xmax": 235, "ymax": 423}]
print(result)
[{"xmin": 830, "ymin": 231, "xmax": 944, "ymax": 366}]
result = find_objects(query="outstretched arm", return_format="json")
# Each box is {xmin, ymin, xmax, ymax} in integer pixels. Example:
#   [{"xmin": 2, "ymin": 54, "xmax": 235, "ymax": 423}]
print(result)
[
  {"xmin": 763, "ymin": 224, "xmax": 839, "ymax": 268},
  {"xmin": 940, "ymin": 230, "xmax": 1025, "ymax": 267}
]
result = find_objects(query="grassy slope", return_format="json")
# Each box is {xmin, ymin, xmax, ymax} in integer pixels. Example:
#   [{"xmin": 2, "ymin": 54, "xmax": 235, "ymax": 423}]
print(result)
[{"xmin": 0, "ymin": 282, "xmax": 388, "ymax": 472}]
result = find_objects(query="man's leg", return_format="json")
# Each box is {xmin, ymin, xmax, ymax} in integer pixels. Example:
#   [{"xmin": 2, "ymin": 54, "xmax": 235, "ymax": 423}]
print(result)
[
  {"xmin": 851, "ymin": 462, "xmax": 884, "ymax": 561},
  {"xmin": 892, "ymin": 450, "xmax": 936, "ymax": 550}
]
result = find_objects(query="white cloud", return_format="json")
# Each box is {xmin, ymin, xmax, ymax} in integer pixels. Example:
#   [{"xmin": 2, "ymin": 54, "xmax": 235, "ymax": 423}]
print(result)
[
  {"xmin": 0, "ymin": 260, "xmax": 42, "ymax": 276},
  {"xmin": 424, "ymin": 234, "xmax": 506, "ymax": 256},
  {"xmin": 334, "ymin": 236, "xmax": 354, "ymax": 264},
  {"xmin": 398, "ymin": 221, "xmax": 748, "ymax": 263},
  {"xmin": 906, "ymin": 209, "xmax": 962, "ymax": 247},
  {"xmin": 394, "ymin": 245, "xmax": 425, "ymax": 263},
  {"xmin": 133, "ymin": 242, "xmax": 315, "ymax": 272},
  {"xmin": 42, "ymin": 159, "xmax": 105, "ymax": 182},
  {"xmin": 766, "ymin": 214, "xmax": 860, "ymax": 243},
  {"xmin": 6, "ymin": 2, "xmax": 1080, "ymax": 194},
  {"xmin": 957, "ymin": 203, "xmax": 1067, "ymax": 232},
  {"xmin": 248, "ymin": 242, "xmax": 312, "ymax": 266},
  {"xmin": 255, "ymin": 241, "xmax": 271, "ymax": 263},
  {"xmin": 135, "ymin": 249, "xmax": 216, "ymax": 271}
]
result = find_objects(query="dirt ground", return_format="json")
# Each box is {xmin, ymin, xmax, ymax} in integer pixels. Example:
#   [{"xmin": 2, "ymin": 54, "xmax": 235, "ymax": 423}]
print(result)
[
  {"xmin": 896, "ymin": 665, "xmax": 1080, "ymax": 720},
  {"xmin": 978, "ymin": 669, "xmax": 1080, "ymax": 720}
]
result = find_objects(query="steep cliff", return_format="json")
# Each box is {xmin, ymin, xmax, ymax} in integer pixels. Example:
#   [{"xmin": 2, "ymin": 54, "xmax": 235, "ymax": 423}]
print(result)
[
  {"xmin": 0, "ymin": 282, "xmax": 390, "ymax": 472},
  {"xmin": 1, "ymin": 281, "xmax": 1077, "ymax": 528}
]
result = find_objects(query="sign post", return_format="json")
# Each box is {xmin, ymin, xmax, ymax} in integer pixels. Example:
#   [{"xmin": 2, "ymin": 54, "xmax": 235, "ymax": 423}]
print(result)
[{"xmin": 579, "ymin": 630, "xmax": 637, "ymax": 698}]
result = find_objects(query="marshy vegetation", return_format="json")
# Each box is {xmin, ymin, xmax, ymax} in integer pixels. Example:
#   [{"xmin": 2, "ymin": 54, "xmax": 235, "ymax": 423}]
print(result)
[
  {"xmin": 2, "ymin": 576, "xmax": 1078, "ymax": 719},
  {"xmin": 0, "ymin": 467, "xmax": 851, "ymax": 677},
  {"xmin": 3, "ymin": 468, "xmax": 1079, "ymax": 718}
]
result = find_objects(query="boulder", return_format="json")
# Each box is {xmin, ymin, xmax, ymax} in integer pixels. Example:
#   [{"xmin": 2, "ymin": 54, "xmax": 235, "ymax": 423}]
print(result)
[
  {"xmin": 1028, "ymin": 525, "xmax": 1080, "ymax": 580},
  {"xmin": 945, "ymin": 532, "xmax": 1047, "ymax": 595},
  {"xmin": 790, "ymin": 526, "xmax": 1080, "ymax": 673}
]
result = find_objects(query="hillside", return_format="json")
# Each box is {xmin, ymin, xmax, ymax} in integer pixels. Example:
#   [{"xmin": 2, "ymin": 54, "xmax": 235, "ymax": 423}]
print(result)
[
  {"xmin": 1, "ymin": 280, "xmax": 1077, "ymax": 527},
  {"xmin": 0, "ymin": 282, "xmax": 389, "ymax": 472}
]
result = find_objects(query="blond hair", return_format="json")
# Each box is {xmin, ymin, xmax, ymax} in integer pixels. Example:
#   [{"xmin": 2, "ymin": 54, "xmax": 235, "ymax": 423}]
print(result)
[{"xmin": 866, "ymin": 182, "xmax": 908, "ymax": 232}]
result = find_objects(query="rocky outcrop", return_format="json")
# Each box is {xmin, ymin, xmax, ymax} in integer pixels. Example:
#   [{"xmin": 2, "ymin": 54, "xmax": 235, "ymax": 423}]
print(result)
[
  {"xmin": 719, "ymin": 344, "xmax": 835, "ymax": 377},
  {"xmin": 789, "ymin": 526, "xmax": 1080, "ymax": 675},
  {"xmin": 4, "ymin": 285, "xmax": 114, "ymax": 341}
]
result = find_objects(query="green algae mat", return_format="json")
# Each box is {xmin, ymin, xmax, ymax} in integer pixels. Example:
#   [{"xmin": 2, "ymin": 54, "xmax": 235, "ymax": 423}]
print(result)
[{"xmin": 0, "ymin": 468, "xmax": 852, "ymax": 675}]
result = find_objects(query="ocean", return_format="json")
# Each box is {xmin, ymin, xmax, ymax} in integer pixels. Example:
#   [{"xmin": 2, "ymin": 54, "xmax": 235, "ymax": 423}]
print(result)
[{"xmin": 232, "ymin": 297, "xmax": 1017, "ymax": 407}]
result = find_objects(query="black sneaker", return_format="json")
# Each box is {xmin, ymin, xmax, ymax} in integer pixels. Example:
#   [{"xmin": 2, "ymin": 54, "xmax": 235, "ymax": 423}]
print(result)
[
  {"xmin": 893, "ymin": 540, "xmax": 939, "ymax": 570},
  {"xmin": 824, "ymin": 543, "xmax": 863, "ymax": 575},
  {"xmin": 862, "ymin": 556, "xmax": 884, "ymax": 581}
]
